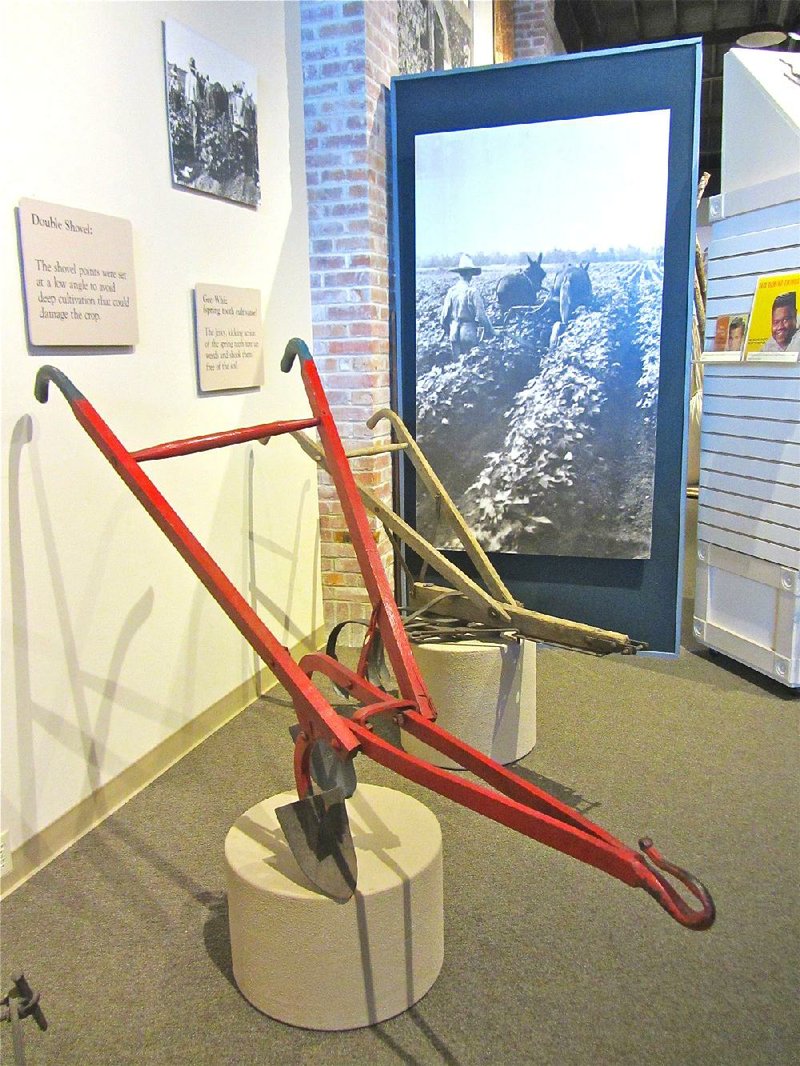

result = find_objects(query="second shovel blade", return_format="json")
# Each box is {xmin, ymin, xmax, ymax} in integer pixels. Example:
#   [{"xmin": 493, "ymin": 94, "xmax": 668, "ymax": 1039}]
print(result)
[
  {"xmin": 289, "ymin": 725, "xmax": 357, "ymax": 798},
  {"xmin": 275, "ymin": 787, "xmax": 358, "ymax": 903}
]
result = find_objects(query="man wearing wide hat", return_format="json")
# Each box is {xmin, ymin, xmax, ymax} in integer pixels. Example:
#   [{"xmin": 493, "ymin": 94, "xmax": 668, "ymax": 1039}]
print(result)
[{"xmin": 440, "ymin": 253, "xmax": 496, "ymax": 358}]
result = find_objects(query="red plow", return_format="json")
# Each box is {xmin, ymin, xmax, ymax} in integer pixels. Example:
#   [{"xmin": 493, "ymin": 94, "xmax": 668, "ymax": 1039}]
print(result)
[{"xmin": 34, "ymin": 341, "xmax": 714, "ymax": 929}]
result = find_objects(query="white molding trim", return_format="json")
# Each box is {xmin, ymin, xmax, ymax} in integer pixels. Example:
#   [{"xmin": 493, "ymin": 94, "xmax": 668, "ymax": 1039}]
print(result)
[{"xmin": 0, "ymin": 626, "xmax": 326, "ymax": 899}]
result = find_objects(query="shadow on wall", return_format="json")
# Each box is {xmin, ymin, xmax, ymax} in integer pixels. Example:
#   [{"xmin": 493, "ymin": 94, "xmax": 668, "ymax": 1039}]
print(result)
[
  {"xmin": 247, "ymin": 448, "xmax": 312, "ymax": 657},
  {"xmin": 7, "ymin": 377, "xmax": 324, "ymax": 860},
  {"xmin": 6, "ymin": 412, "xmax": 170, "ymax": 853}
]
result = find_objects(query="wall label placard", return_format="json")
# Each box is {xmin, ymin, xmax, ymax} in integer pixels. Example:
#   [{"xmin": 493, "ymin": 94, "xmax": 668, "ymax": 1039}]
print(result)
[
  {"xmin": 18, "ymin": 198, "xmax": 138, "ymax": 346},
  {"xmin": 195, "ymin": 284, "xmax": 263, "ymax": 391}
]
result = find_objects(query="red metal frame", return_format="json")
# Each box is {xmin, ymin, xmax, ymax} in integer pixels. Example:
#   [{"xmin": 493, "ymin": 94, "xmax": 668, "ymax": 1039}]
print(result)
[{"xmin": 34, "ymin": 348, "xmax": 715, "ymax": 930}]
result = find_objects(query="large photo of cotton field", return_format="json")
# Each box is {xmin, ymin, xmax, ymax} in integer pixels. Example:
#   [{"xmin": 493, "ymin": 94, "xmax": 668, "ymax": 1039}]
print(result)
[{"xmin": 414, "ymin": 110, "xmax": 671, "ymax": 560}]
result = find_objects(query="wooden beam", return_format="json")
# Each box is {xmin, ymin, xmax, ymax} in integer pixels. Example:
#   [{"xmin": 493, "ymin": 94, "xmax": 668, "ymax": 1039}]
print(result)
[
  {"xmin": 493, "ymin": 0, "xmax": 515, "ymax": 63},
  {"xmin": 291, "ymin": 430, "xmax": 513, "ymax": 623},
  {"xmin": 409, "ymin": 583, "xmax": 643, "ymax": 656},
  {"xmin": 292, "ymin": 431, "xmax": 645, "ymax": 656},
  {"xmin": 367, "ymin": 408, "xmax": 515, "ymax": 606}
]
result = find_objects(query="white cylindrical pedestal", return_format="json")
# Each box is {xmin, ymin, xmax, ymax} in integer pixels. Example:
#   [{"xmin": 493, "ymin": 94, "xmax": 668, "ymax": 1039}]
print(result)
[
  {"xmin": 225, "ymin": 783, "xmax": 443, "ymax": 1030},
  {"xmin": 405, "ymin": 638, "xmax": 536, "ymax": 768}
]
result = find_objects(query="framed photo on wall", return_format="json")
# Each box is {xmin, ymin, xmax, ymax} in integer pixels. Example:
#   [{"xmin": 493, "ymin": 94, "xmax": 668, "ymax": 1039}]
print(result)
[
  {"xmin": 163, "ymin": 19, "xmax": 260, "ymax": 207},
  {"xmin": 390, "ymin": 41, "xmax": 703, "ymax": 653}
]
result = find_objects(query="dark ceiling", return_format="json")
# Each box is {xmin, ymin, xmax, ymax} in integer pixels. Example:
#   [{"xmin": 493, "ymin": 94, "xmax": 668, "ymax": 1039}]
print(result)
[{"xmin": 553, "ymin": 1, "xmax": 800, "ymax": 194}]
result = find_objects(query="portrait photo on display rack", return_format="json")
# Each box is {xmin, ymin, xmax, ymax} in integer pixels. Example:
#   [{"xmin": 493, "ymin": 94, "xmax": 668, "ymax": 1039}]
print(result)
[
  {"xmin": 712, "ymin": 313, "xmax": 749, "ymax": 354},
  {"xmin": 743, "ymin": 272, "xmax": 800, "ymax": 362},
  {"xmin": 414, "ymin": 110, "xmax": 670, "ymax": 561},
  {"xmin": 163, "ymin": 19, "xmax": 260, "ymax": 207}
]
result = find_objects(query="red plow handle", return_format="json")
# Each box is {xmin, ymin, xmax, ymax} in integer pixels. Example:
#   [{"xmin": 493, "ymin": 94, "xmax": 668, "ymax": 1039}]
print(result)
[
  {"xmin": 35, "ymin": 353, "xmax": 716, "ymax": 931},
  {"xmin": 33, "ymin": 362, "xmax": 359, "ymax": 762}
]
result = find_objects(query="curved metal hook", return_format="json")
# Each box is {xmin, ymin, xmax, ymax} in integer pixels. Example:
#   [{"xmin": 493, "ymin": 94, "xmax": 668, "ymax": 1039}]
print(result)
[
  {"xmin": 34, "ymin": 365, "xmax": 83, "ymax": 405},
  {"xmin": 280, "ymin": 338, "xmax": 313, "ymax": 375},
  {"xmin": 638, "ymin": 837, "xmax": 716, "ymax": 930}
]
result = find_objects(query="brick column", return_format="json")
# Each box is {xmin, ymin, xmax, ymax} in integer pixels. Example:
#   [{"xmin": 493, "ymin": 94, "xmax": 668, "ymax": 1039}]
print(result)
[
  {"xmin": 513, "ymin": 0, "xmax": 565, "ymax": 58},
  {"xmin": 298, "ymin": 2, "xmax": 563, "ymax": 638},
  {"xmin": 300, "ymin": 1, "xmax": 398, "ymax": 634}
]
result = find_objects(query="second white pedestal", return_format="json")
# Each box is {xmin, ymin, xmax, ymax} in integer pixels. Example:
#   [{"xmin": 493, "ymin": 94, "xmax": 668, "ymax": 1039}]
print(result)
[
  {"xmin": 225, "ymin": 783, "xmax": 443, "ymax": 1030},
  {"xmin": 404, "ymin": 638, "xmax": 536, "ymax": 768}
]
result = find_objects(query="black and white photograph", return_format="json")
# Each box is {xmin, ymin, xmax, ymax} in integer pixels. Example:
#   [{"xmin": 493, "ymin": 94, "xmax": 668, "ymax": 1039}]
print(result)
[
  {"xmin": 164, "ymin": 20, "xmax": 259, "ymax": 206},
  {"xmin": 414, "ymin": 110, "xmax": 671, "ymax": 560},
  {"xmin": 398, "ymin": 0, "xmax": 472, "ymax": 75}
]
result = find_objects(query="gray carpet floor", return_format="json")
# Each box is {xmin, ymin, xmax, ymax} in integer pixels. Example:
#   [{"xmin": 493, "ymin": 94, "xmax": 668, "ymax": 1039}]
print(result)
[{"xmin": 2, "ymin": 501, "xmax": 798, "ymax": 1065}]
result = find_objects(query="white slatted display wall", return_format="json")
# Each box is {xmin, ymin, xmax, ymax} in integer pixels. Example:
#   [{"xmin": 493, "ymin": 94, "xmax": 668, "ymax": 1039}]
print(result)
[
  {"xmin": 699, "ymin": 365, "xmax": 800, "ymax": 570},
  {"xmin": 704, "ymin": 196, "xmax": 800, "ymax": 347},
  {"xmin": 694, "ymin": 185, "xmax": 800, "ymax": 686}
]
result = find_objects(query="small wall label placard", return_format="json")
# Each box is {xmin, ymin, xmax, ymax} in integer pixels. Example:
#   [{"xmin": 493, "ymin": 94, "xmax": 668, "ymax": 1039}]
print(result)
[
  {"xmin": 19, "ymin": 198, "xmax": 138, "ymax": 346},
  {"xmin": 195, "ymin": 284, "xmax": 263, "ymax": 391}
]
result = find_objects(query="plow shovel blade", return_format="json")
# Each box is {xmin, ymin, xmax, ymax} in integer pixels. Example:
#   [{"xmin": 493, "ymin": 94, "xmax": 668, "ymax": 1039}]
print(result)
[
  {"xmin": 289, "ymin": 724, "xmax": 357, "ymax": 798},
  {"xmin": 275, "ymin": 787, "xmax": 358, "ymax": 903}
]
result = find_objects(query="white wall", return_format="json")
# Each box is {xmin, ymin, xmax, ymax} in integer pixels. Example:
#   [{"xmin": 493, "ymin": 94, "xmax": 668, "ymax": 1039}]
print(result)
[
  {"xmin": 721, "ymin": 48, "xmax": 800, "ymax": 195},
  {"xmin": 1, "ymin": 2, "xmax": 322, "ymax": 857},
  {"xmin": 471, "ymin": 1, "xmax": 495, "ymax": 66}
]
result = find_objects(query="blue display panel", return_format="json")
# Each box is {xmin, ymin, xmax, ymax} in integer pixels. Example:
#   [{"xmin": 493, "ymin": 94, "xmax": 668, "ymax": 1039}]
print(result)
[{"xmin": 390, "ymin": 41, "xmax": 702, "ymax": 654}]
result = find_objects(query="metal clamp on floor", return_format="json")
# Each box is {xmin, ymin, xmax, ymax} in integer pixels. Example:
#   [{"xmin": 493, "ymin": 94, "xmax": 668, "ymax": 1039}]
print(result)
[{"xmin": 1, "ymin": 973, "xmax": 48, "ymax": 1066}]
